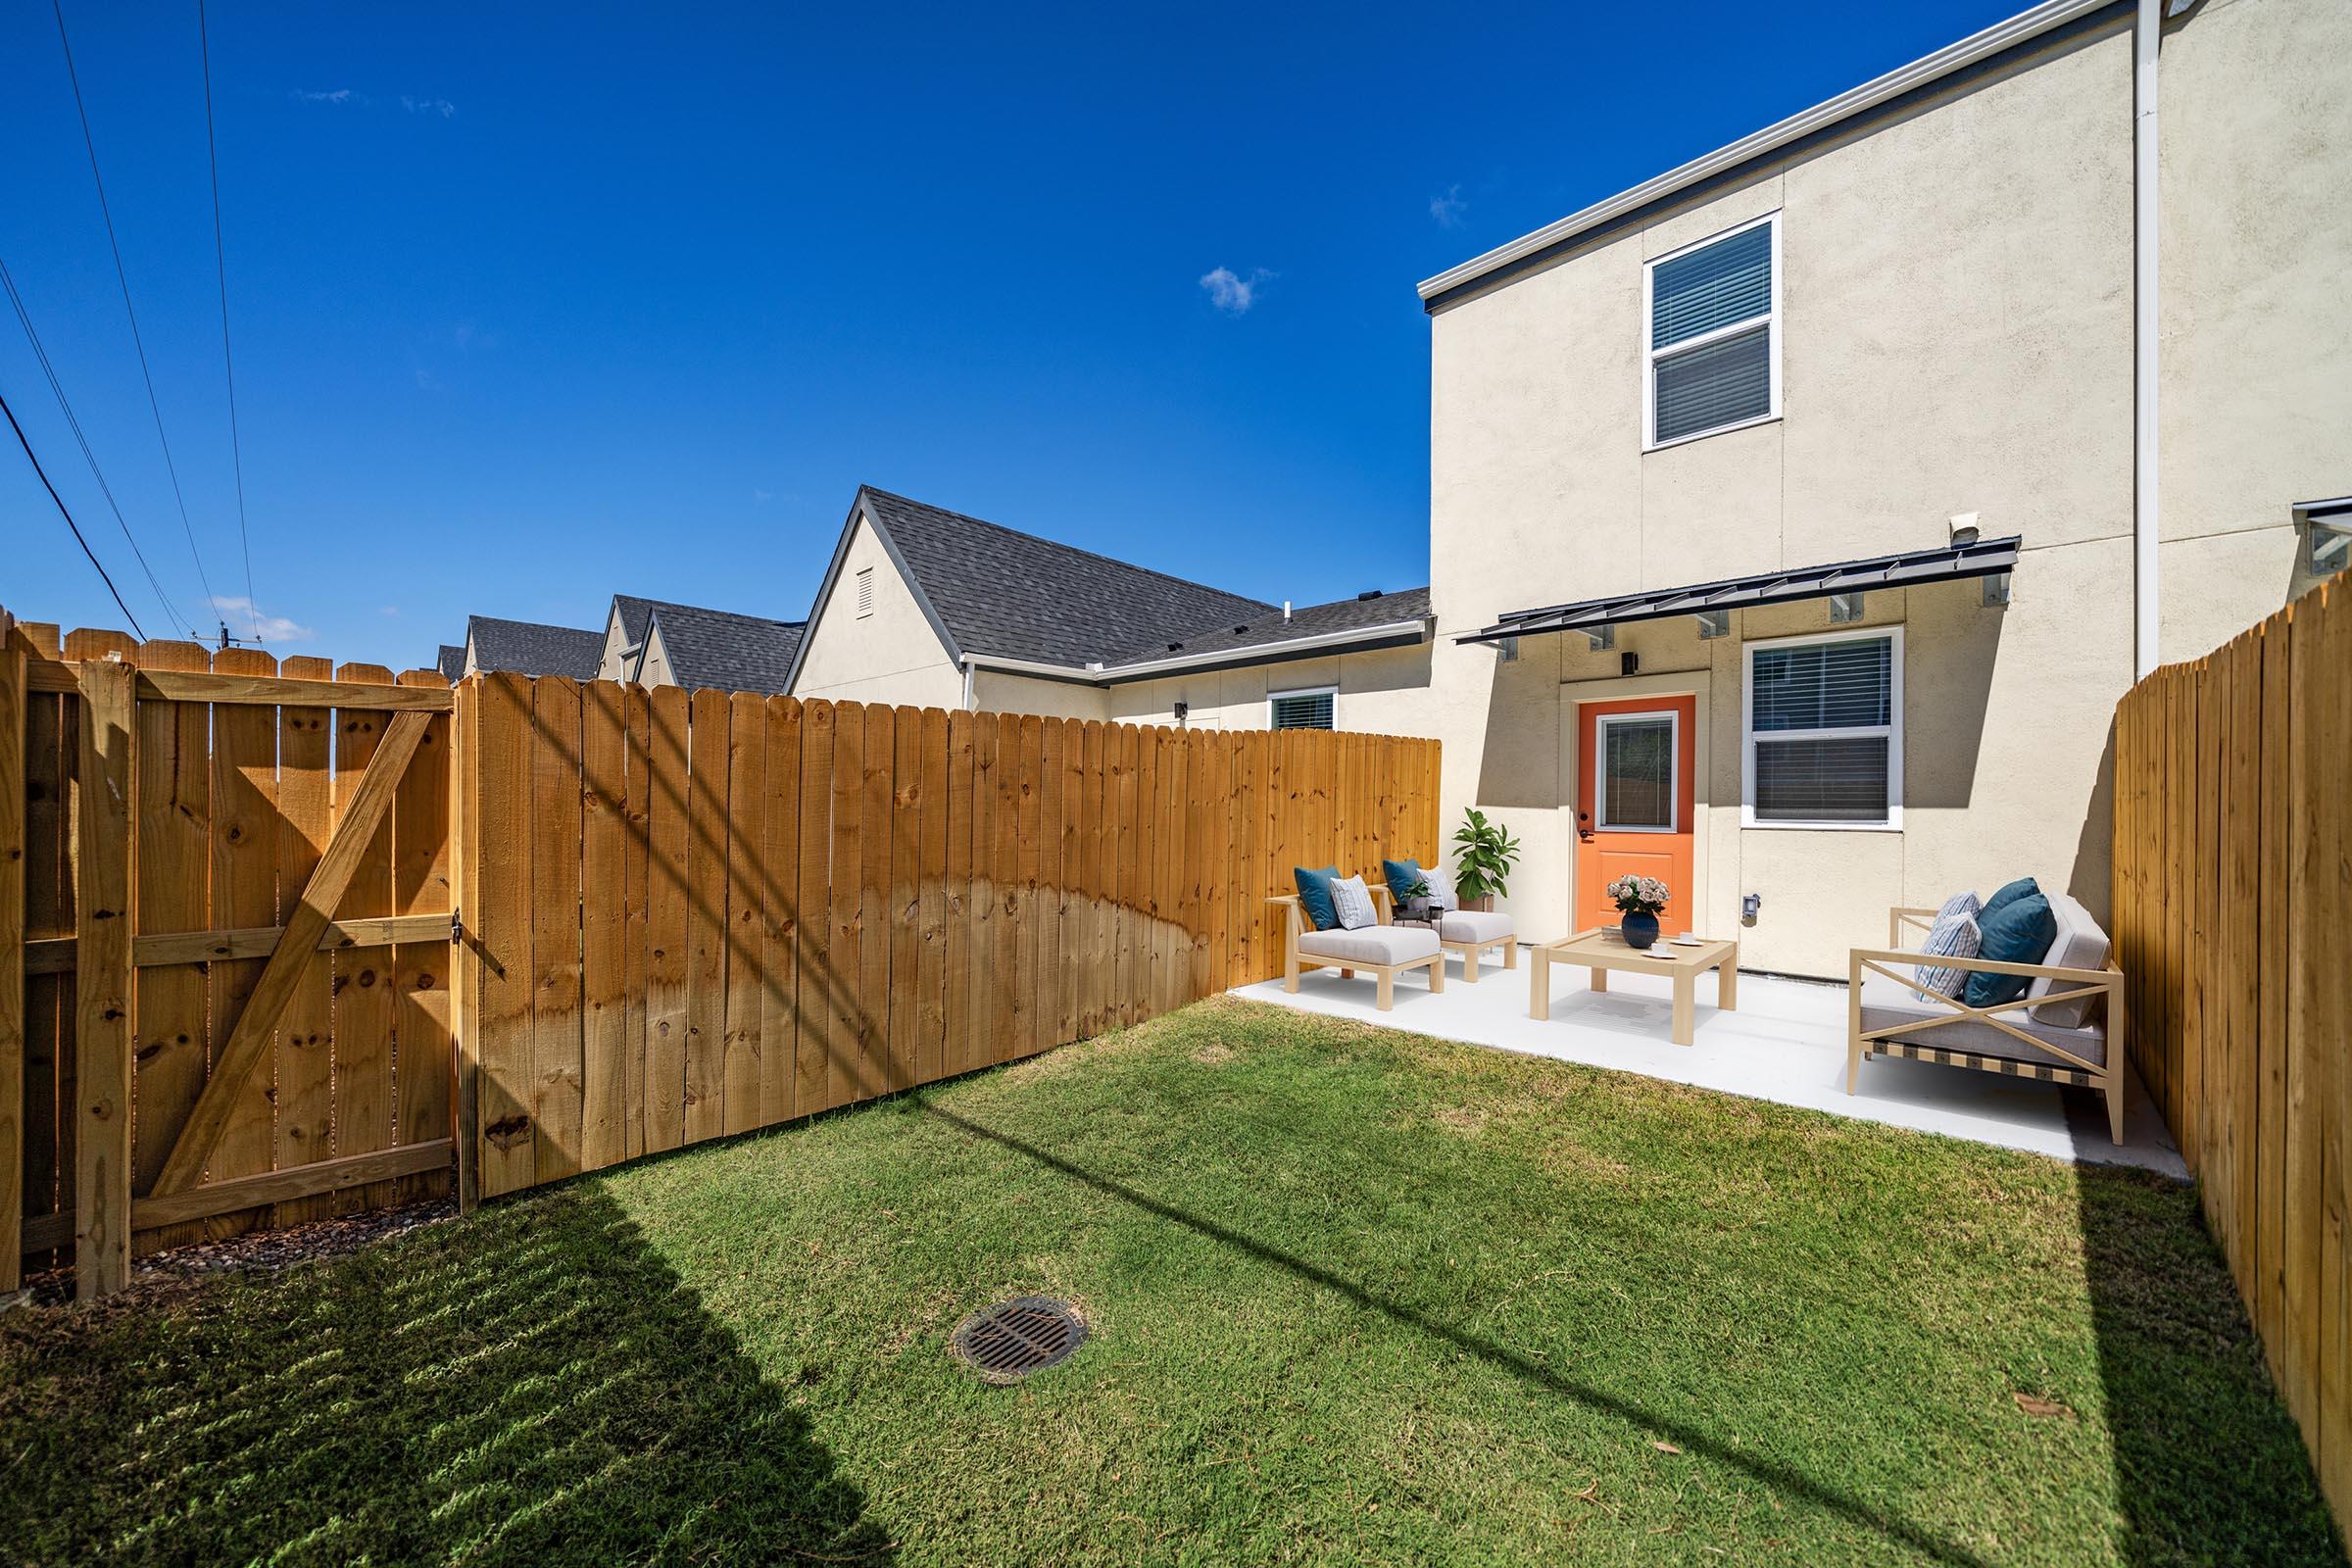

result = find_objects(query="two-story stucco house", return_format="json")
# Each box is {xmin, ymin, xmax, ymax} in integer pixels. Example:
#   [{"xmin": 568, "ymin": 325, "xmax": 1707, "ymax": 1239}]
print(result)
[{"xmin": 1413, "ymin": 0, "xmax": 2348, "ymax": 976}]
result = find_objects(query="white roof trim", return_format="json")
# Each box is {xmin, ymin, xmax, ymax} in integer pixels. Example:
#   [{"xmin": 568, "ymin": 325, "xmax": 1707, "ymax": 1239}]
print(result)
[
  {"xmin": 956, "ymin": 617, "xmax": 1430, "ymax": 687},
  {"xmin": 1416, "ymin": 0, "xmax": 2117, "ymax": 304}
]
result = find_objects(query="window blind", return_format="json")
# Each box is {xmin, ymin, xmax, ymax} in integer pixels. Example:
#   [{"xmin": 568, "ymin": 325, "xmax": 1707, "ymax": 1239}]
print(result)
[
  {"xmin": 1654, "ymin": 326, "xmax": 1771, "ymax": 444},
  {"xmin": 1750, "ymin": 638, "xmax": 1891, "ymax": 731},
  {"xmin": 1601, "ymin": 718, "xmax": 1674, "ymax": 828},
  {"xmin": 1651, "ymin": 221, "xmax": 1773, "ymax": 349},
  {"xmin": 1270, "ymin": 691, "xmax": 1334, "ymax": 730},
  {"xmin": 1747, "ymin": 634, "xmax": 1895, "ymax": 824}
]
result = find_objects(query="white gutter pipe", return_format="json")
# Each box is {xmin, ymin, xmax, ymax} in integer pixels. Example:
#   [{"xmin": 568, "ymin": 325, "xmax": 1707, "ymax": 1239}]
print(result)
[{"xmin": 2133, "ymin": 0, "xmax": 2161, "ymax": 678}]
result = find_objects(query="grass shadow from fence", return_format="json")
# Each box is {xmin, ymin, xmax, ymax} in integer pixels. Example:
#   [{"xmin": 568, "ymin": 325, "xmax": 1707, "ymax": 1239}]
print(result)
[
  {"xmin": 2075, "ymin": 1161, "xmax": 2341, "ymax": 1564},
  {"xmin": 0, "ymin": 1184, "xmax": 889, "ymax": 1567}
]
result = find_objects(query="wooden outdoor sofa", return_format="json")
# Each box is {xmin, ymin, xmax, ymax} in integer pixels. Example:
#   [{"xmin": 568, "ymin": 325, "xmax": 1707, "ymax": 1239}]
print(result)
[
  {"xmin": 1848, "ymin": 900, "xmax": 2128, "ymax": 1144},
  {"xmin": 1269, "ymin": 889, "xmax": 1445, "ymax": 1010}
]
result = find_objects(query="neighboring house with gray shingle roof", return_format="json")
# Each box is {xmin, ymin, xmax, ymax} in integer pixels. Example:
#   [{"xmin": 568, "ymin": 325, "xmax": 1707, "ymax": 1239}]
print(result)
[
  {"xmin": 785, "ymin": 486, "xmax": 1433, "ymax": 732},
  {"xmin": 458, "ymin": 615, "xmax": 605, "ymax": 679},
  {"xmin": 596, "ymin": 595, "xmax": 806, "ymax": 696},
  {"xmin": 435, "ymin": 644, "xmax": 466, "ymax": 684}
]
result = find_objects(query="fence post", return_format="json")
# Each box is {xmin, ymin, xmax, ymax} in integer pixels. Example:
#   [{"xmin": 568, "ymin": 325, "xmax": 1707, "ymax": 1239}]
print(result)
[
  {"xmin": 73, "ymin": 659, "xmax": 134, "ymax": 1298},
  {"xmin": 0, "ymin": 613, "xmax": 24, "ymax": 1293}
]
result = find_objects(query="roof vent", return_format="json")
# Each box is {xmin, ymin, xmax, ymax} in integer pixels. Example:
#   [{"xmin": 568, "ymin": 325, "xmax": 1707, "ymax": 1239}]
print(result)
[
  {"xmin": 1356, "ymin": 589, "xmax": 1382, "ymax": 601},
  {"xmin": 1283, "ymin": 601, "xmax": 1292, "ymax": 621},
  {"xmin": 1233, "ymin": 624, "xmax": 1249, "ymax": 634},
  {"xmin": 1166, "ymin": 641, "xmax": 1183, "ymax": 652}
]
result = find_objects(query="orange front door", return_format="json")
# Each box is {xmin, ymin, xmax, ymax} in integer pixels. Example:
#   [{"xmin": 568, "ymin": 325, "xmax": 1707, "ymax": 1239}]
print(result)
[{"xmin": 1574, "ymin": 696, "xmax": 1696, "ymax": 934}]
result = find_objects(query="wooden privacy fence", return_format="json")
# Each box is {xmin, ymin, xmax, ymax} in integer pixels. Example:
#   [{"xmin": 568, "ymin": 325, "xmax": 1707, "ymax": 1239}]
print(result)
[
  {"xmin": 454, "ymin": 674, "xmax": 1440, "ymax": 1200},
  {"xmin": 2, "ymin": 615, "xmax": 456, "ymax": 1299},
  {"xmin": 2111, "ymin": 573, "xmax": 2350, "ymax": 1520},
  {"xmin": 2, "ymin": 610, "xmax": 1441, "ymax": 1296}
]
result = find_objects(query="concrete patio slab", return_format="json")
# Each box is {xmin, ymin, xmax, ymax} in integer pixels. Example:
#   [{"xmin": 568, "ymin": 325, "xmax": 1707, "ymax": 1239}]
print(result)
[{"xmin": 1233, "ymin": 948, "xmax": 2185, "ymax": 1178}]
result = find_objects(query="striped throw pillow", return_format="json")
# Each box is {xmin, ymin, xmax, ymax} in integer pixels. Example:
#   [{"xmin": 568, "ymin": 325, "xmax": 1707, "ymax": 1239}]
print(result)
[
  {"xmin": 1914, "ymin": 894, "xmax": 1983, "ymax": 1001},
  {"xmin": 1330, "ymin": 875, "xmax": 1380, "ymax": 931}
]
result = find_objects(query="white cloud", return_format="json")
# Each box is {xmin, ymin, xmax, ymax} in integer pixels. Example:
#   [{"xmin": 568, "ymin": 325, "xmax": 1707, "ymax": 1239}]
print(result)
[
  {"xmin": 211, "ymin": 596, "xmax": 316, "ymax": 645},
  {"xmin": 1200, "ymin": 266, "xmax": 1274, "ymax": 316},
  {"xmin": 293, "ymin": 88, "xmax": 357, "ymax": 104},
  {"xmin": 402, "ymin": 96, "xmax": 457, "ymax": 119},
  {"xmin": 1430, "ymin": 185, "xmax": 1467, "ymax": 228},
  {"xmin": 753, "ymin": 488, "xmax": 773, "ymax": 504}
]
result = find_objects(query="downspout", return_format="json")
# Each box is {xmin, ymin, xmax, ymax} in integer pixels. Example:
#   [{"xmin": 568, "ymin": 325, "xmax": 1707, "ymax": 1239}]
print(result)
[
  {"xmin": 960, "ymin": 656, "xmax": 976, "ymax": 711},
  {"xmin": 2132, "ymin": 0, "xmax": 2161, "ymax": 678}
]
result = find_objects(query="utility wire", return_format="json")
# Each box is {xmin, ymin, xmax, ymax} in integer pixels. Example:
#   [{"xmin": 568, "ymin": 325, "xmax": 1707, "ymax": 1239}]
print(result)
[
  {"xmin": 1, "ymin": 253, "xmax": 201, "ymax": 639},
  {"xmin": 52, "ymin": 0, "xmax": 221, "ymax": 622},
  {"xmin": 3, "ymin": 383, "xmax": 148, "ymax": 638},
  {"xmin": 196, "ymin": 0, "xmax": 261, "ymax": 646}
]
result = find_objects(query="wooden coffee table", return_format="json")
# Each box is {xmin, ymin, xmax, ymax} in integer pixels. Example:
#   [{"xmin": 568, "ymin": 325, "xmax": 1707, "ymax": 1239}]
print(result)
[{"xmin": 1529, "ymin": 927, "xmax": 1740, "ymax": 1047}]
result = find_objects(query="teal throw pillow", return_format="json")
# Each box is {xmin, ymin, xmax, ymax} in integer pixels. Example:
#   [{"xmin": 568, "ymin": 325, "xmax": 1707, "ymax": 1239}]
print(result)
[
  {"xmin": 1963, "ymin": 893, "xmax": 2056, "ymax": 1008},
  {"xmin": 1293, "ymin": 865, "xmax": 1343, "ymax": 931}
]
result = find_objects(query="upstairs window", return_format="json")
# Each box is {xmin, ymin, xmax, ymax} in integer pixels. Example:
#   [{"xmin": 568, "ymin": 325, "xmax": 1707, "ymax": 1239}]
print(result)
[
  {"xmin": 1742, "ymin": 627, "xmax": 1901, "ymax": 829},
  {"xmin": 1269, "ymin": 687, "xmax": 1335, "ymax": 730},
  {"xmin": 1645, "ymin": 214, "xmax": 1779, "ymax": 449}
]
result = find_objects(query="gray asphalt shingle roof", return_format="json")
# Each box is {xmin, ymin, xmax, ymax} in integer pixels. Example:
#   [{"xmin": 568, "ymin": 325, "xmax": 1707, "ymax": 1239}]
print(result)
[
  {"xmin": 859, "ymin": 488, "xmax": 1278, "ymax": 666},
  {"xmin": 435, "ymin": 644, "xmax": 466, "ymax": 683},
  {"xmin": 1100, "ymin": 586, "xmax": 1434, "ymax": 671},
  {"xmin": 465, "ymin": 615, "xmax": 604, "ymax": 679},
  {"xmin": 620, "ymin": 596, "xmax": 806, "ymax": 696}
]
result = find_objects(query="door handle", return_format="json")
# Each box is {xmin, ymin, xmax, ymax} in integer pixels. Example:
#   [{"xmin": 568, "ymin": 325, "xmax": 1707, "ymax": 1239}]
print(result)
[{"xmin": 1576, "ymin": 809, "xmax": 1592, "ymax": 843}]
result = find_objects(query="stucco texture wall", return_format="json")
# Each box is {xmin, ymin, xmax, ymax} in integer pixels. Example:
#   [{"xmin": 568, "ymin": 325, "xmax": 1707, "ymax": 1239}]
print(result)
[
  {"xmin": 2156, "ymin": 0, "xmax": 2352, "ymax": 660},
  {"xmin": 791, "ymin": 514, "xmax": 965, "ymax": 710},
  {"xmin": 1427, "ymin": 21, "xmax": 2150, "ymax": 975},
  {"xmin": 1102, "ymin": 642, "xmax": 1438, "ymax": 736}
]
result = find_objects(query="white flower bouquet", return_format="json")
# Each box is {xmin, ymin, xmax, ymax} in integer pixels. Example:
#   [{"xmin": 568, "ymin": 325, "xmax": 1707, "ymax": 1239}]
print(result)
[{"xmin": 1604, "ymin": 874, "xmax": 1671, "ymax": 917}]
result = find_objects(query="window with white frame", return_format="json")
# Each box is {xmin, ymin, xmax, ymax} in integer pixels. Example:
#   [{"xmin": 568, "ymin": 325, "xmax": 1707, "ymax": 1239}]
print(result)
[
  {"xmin": 1743, "ymin": 627, "xmax": 1901, "ymax": 828},
  {"xmin": 1269, "ymin": 686, "xmax": 1335, "ymax": 730},
  {"xmin": 1645, "ymin": 214, "xmax": 1779, "ymax": 448}
]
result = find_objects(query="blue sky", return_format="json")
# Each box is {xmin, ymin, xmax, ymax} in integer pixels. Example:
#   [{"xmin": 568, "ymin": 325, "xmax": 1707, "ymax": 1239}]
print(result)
[{"xmin": 3, "ymin": 0, "xmax": 2018, "ymax": 669}]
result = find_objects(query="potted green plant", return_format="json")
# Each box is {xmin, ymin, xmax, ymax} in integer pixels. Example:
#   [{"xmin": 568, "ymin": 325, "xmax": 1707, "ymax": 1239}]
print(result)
[{"xmin": 1449, "ymin": 808, "xmax": 1520, "ymax": 911}]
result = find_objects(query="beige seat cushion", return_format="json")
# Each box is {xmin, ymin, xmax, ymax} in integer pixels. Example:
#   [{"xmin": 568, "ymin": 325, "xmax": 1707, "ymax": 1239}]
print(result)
[
  {"xmin": 1298, "ymin": 925, "xmax": 1441, "ymax": 965},
  {"xmin": 1858, "ymin": 973, "xmax": 2106, "ymax": 1071},
  {"xmin": 2025, "ymin": 891, "xmax": 2111, "ymax": 1029},
  {"xmin": 1438, "ymin": 909, "xmax": 1514, "ymax": 945}
]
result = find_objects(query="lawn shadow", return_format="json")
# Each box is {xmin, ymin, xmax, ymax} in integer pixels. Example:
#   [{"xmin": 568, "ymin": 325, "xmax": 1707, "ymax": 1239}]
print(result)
[
  {"xmin": 927, "ymin": 1102, "xmax": 1997, "ymax": 1568},
  {"xmin": 0, "ymin": 1185, "xmax": 889, "ymax": 1567},
  {"xmin": 2074, "ymin": 1161, "xmax": 2342, "ymax": 1564}
]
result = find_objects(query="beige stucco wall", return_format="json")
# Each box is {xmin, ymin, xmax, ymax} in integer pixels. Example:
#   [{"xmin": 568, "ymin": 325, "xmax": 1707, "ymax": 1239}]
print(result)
[
  {"xmin": 1102, "ymin": 642, "xmax": 1440, "ymax": 735},
  {"xmin": 791, "ymin": 514, "xmax": 965, "ymax": 710},
  {"xmin": 1428, "ymin": 19, "xmax": 2157, "ymax": 976},
  {"xmin": 971, "ymin": 670, "xmax": 1110, "ymax": 721},
  {"xmin": 595, "ymin": 607, "xmax": 632, "ymax": 683},
  {"xmin": 2156, "ymin": 0, "xmax": 2352, "ymax": 660}
]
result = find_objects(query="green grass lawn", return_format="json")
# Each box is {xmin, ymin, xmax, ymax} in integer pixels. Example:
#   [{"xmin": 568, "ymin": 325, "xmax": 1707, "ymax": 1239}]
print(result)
[{"xmin": 1, "ymin": 998, "xmax": 2336, "ymax": 1566}]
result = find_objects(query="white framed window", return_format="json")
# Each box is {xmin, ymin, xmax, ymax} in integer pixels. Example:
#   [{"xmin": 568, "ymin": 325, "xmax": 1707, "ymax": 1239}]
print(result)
[
  {"xmin": 1269, "ymin": 685, "xmax": 1335, "ymax": 731},
  {"xmin": 1742, "ymin": 625, "xmax": 1902, "ymax": 830},
  {"xmin": 1593, "ymin": 710, "xmax": 1678, "ymax": 833},
  {"xmin": 855, "ymin": 566, "xmax": 875, "ymax": 617},
  {"xmin": 1643, "ymin": 213, "xmax": 1781, "ymax": 451}
]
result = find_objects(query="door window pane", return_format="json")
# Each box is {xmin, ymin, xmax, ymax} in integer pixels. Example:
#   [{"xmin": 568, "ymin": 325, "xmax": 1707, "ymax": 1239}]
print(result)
[{"xmin": 1600, "ymin": 716, "xmax": 1674, "ymax": 829}]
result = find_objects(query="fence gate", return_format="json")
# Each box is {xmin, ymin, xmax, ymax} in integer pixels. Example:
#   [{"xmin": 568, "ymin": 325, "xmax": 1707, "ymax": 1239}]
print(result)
[{"xmin": 2, "ymin": 616, "xmax": 457, "ymax": 1299}]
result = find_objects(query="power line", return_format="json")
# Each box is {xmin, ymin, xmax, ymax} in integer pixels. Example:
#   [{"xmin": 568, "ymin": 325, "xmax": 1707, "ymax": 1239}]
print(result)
[
  {"xmin": 2, "ymin": 383, "xmax": 148, "ymax": 638},
  {"xmin": 1, "ymin": 253, "xmax": 201, "ymax": 638},
  {"xmin": 51, "ymin": 0, "xmax": 221, "ymax": 621},
  {"xmin": 196, "ymin": 0, "xmax": 261, "ymax": 646}
]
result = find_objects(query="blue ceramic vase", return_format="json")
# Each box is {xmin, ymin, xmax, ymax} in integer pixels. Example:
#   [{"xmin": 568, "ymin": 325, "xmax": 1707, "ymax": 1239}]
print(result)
[{"xmin": 1620, "ymin": 910, "xmax": 1660, "ymax": 949}]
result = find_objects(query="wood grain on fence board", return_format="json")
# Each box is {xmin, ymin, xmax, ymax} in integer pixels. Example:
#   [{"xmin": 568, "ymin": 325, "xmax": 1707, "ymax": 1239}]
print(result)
[
  {"xmin": 391, "ymin": 668, "xmax": 455, "ymax": 1207},
  {"xmin": 760, "ymin": 697, "xmax": 804, "ymax": 1129},
  {"xmin": 580, "ymin": 680, "xmax": 629, "ymax": 1172},
  {"xmin": 643, "ymin": 685, "xmax": 691, "ymax": 1154},
  {"xmin": 795, "ymin": 701, "xmax": 836, "ymax": 1116},
  {"xmin": 682, "ymin": 689, "xmax": 730, "ymax": 1144},
  {"xmin": 722, "ymin": 690, "xmax": 767, "ymax": 1136}
]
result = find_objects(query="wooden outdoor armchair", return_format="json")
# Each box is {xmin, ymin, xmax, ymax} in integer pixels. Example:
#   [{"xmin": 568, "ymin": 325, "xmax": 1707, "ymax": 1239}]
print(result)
[
  {"xmin": 1268, "ymin": 889, "xmax": 1445, "ymax": 1011},
  {"xmin": 1849, "ymin": 905, "xmax": 2129, "ymax": 1144}
]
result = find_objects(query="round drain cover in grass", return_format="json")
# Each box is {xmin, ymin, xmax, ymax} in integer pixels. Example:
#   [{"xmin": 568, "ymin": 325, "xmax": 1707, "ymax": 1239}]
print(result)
[{"xmin": 952, "ymin": 1296, "xmax": 1087, "ymax": 1383}]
